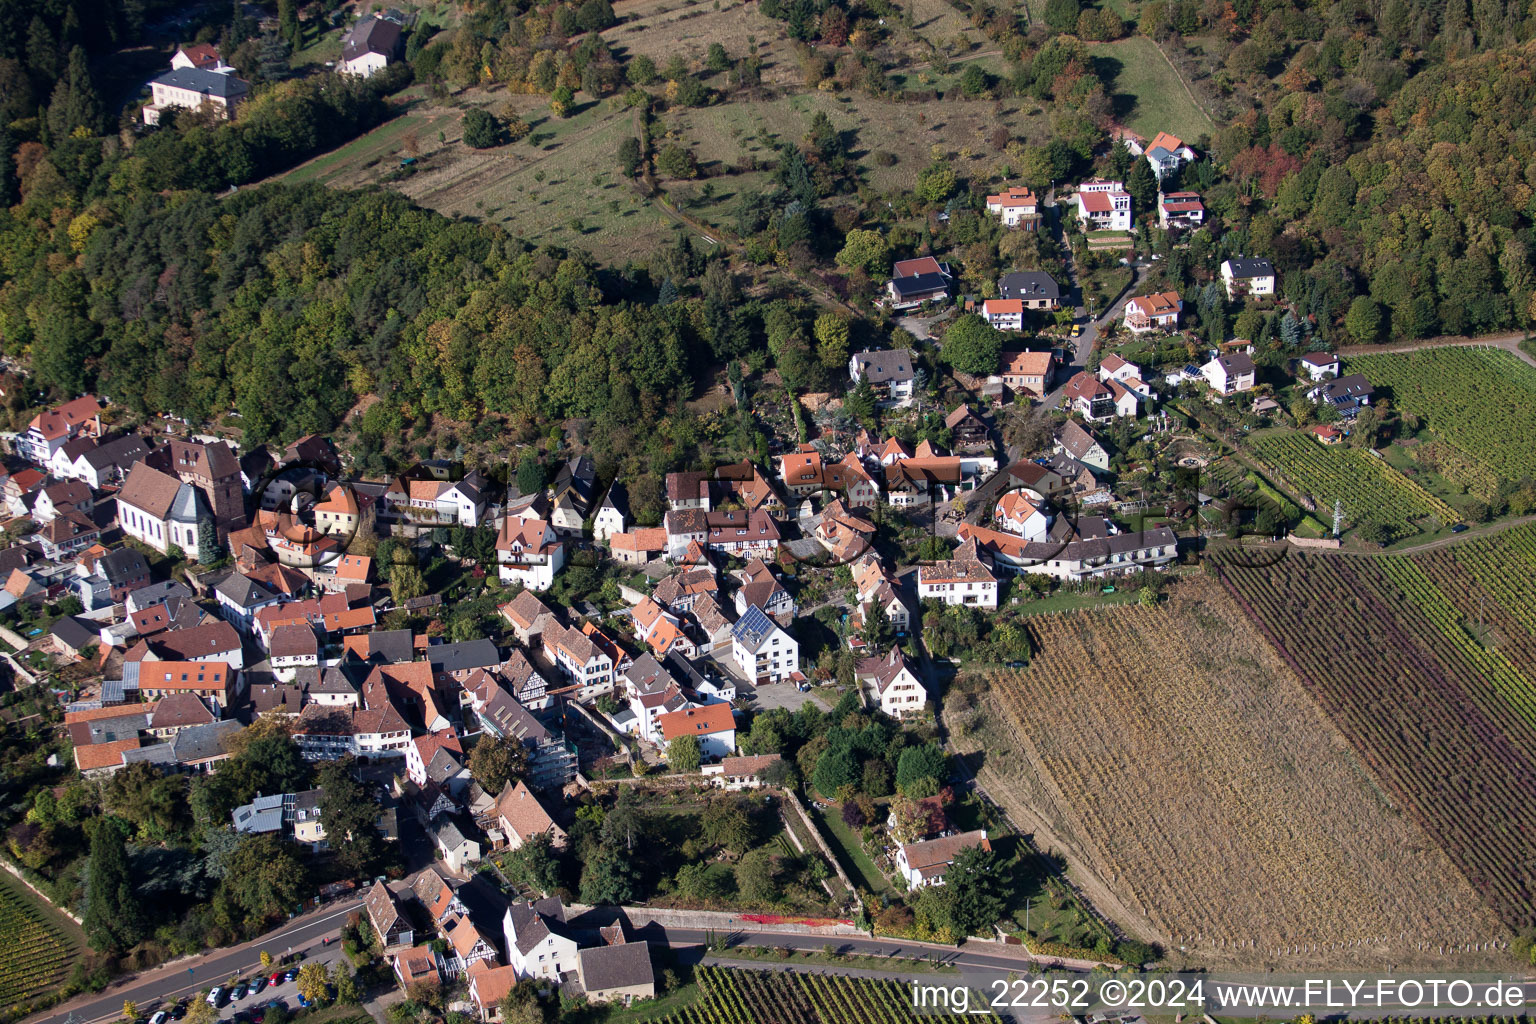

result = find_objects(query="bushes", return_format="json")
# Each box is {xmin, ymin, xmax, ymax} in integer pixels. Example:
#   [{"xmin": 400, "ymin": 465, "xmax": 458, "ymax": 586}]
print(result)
[{"xmin": 461, "ymin": 109, "xmax": 502, "ymax": 149}]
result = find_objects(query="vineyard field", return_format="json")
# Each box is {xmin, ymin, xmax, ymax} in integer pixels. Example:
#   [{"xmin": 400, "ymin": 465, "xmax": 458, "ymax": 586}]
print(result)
[
  {"xmin": 640, "ymin": 965, "xmax": 1001, "ymax": 1024},
  {"xmin": 963, "ymin": 579, "xmax": 1502, "ymax": 968},
  {"xmin": 0, "ymin": 871, "xmax": 81, "ymax": 1016},
  {"xmin": 1350, "ymin": 347, "xmax": 1536, "ymax": 480},
  {"xmin": 1220, "ymin": 526, "xmax": 1536, "ymax": 931},
  {"xmin": 1247, "ymin": 432, "xmax": 1460, "ymax": 534}
]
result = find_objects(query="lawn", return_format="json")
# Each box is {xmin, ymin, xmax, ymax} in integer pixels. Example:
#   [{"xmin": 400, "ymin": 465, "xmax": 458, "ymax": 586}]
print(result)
[
  {"xmin": 806, "ymin": 802, "xmax": 890, "ymax": 895},
  {"xmin": 1087, "ymin": 35, "xmax": 1214, "ymax": 141}
]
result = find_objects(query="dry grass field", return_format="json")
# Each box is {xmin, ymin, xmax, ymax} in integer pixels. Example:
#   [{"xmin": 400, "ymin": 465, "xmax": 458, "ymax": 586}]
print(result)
[
  {"xmin": 947, "ymin": 577, "xmax": 1507, "ymax": 969},
  {"xmin": 605, "ymin": 0, "xmax": 803, "ymax": 85}
]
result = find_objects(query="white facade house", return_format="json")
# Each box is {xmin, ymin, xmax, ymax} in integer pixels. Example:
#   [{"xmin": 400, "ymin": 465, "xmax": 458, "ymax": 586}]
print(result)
[
  {"xmin": 895, "ymin": 830, "xmax": 992, "ymax": 888},
  {"xmin": 340, "ymin": 16, "xmax": 403, "ymax": 78},
  {"xmin": 593, "ymin": 482, "xmax": 628, "ymax": 541},
  {"xmin": 657, "ymin": 703, "xmax": 737, "ymax": 760},
  {"xmin": 1077, "ymin": 187, "xmax": 1132, "ymax": 231},
  {"xmin": 1200, "ymin": 353, "xmax": 1258, "ymax": 396},
  {"xmin": 1139, "ymin": 131, "xmax": 1197, "ymax": 180},
  {"xmin": 1299, "ymin": 352, "xmax": 1341, "ymax": 380},
  {"xmin": 503, "ymin": 899, "xmax": 579, "ymax": 982},
  {"xmin": 848, "ymin": 349, "xmax": 917, "ymax": 404},
  {"xmin": 1220, "ymin": 257, "xmax": 1276, "ymax": 300},
  {"xmin": 543, "ymin": 625, "xmax": 615, "ymax": 696},
  {"xmin": 438, "ymin": 472, "xmax": 488, "ymax": 527},
  {"xmin": 1158, "ymin": 191, "xmax": 1206, "ymax": 229},
  {"xmin": 981, "ymin": 299, "xmax": 1025, "ymax": 331},
  {"xmin": 731, "ymin": 605, "xmax": 799, "ymax": 684},
  {"xmin": 858, "ymin": 648, "xmax": 926, "ymax": 719},
  {"xmin": 496, "ymin": 517, "xmax": 565, "ymax": 590},
  {"xmin": 1123, "ymin": 292, "xmax": 1182, "ymax": 333},
  {"xmin": 142, "ymin": 66, "xmax": 249, "ymax": 125},
  {"xmin": 917, "ymin": 543, "xmax": 998, "ymax": 608},
  {"xmin": 984, "ymin": 186, "xmax": 1042, "ymax": 228}
]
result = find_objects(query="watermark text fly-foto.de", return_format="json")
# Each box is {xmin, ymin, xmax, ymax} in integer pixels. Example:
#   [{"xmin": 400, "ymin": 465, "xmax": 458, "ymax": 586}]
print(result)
[{"xmin": 909, "ymin": 973, "xmax": 1532, "ymax": 1017}]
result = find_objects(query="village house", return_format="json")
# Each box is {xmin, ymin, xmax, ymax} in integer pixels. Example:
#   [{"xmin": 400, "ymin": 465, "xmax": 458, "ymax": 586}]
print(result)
[
  {"xmin": 494, "ymin": 780, "xmax": 568, "ymax": 851},
  {"xmin": 1136, "ymin": 131, "xmax": 1198, "ymax": 180},
  {"xmin": 543, "ymin": 623, "xmax": 614, "ymax": 696},
  {"xmin": 576, "ymin": 937, "xmax": 655, "ymax": 1005},
  {"xmin": 957, "ymin": 520, "xmax": 1179, "ymax": 582},
  {"xmin": 981, "ymin": 298, "xmax": 1026, "ymax": 331},
  {"xmin": 608, "ymin": 527, "xmax": 667, "ymax": 566},
  {"xmin": 731, "ymin": 605, "xmax": 800, "ymax": 684},
  {"xmin": 1220, "ymin": 257, "xmax": 1277, "ymax": 300},
  {"xmin": 364, "ymin": 881, "xmax": 415, "ymax": 948},
  {"xmin": 1061, "ymin": 372, "xmax": 1140, "ymax": 420},
  {"xmin": 895, "ymin": 830, "xmax": 992, "ymax": 888},
  {"xmin": 1123, "ymin": 292, "xmax": 1183, "ymax": 332},
  {"xmin": 997, "ymin": 270, "xmax": 1061, "ymax": 310},
  {"xmin": 1054, "ymin": 421, "xmax": 1111, "ymax": 472},
  {"xmin": 917, "ymin": 540, "xmax": 998, "ymax": 609},
  {"xmin": 734, "ymin": 559, "xmax": 795, "ymax": 620},
  {"xmin": 997, "ymin": 350, "xmax": 1057, "ymax": 399},
  {"xmin": 657, "ymin": 702, "xmax": 737, "ymax": 760},
  {"xmin": 499, "ymin": 590, "xmax": 558, "ymax": 646},
  {"xmin": 171, "ymin": 43, "xmax": 224, "ymax": 70},
  {"xmin": 593, "ymin": 481, "xmax": 629, "ymax": 541},
  {"xmin": 848, "ymin": 349, "xmax": 918, "ymax": 404},
  {"xmin": 1076, "ymin": 179, "xmax": 1132, "ymax": 231},
  {"xmin": 994, "ymin": 492, "xmax": 1050, "ymax": 540},
  {"xmin": 858, "ymin": 647, "xmax": 926, "ymax": 719},
  {"xmin": 1157, "ymin": 191, "xmax": 1206, "ymax": 230},
  {"xmin": 14, "ymin": 395, "xmax": 101, "ymax": 465},
  {"xmin": 984, "ymin": 185, "xmax": 1042, "ymax": 229},
  {"xmin": 1299, "ymin": 352, "xmax": 1341, "ymax": 380},
  {"xmin": 883, "ymin": 258, "xmax": 951, "ymax": 310},
  {"xmin": 340, "ymin": 14, "xmax": 402, "ymax": 77},
  {"xmin": 142, "ymin": 65, "xmax": 249, "ymax": 124},
  {"xmin": 702, "ymin": 753, "xmax": 783, "ymax": 790},
  {"xmin": 1308, "ymin": 373, "xmax": 1375, "ymax": 417},
  {"xmin": 501, "ymin": 897, "xmax": 578, "ymax": 983},
  {"xmin": 126, "ymin": 659, "xmax": 237, "ymax": 708},
  {"xmin": 496, "ymin": 518, "xmax": 564, "ymax": 590},
  {"xmin": 1200, "ymin": 352, "xmax": 1258, "ymax": 396},
  {"xmin": 704, "ymin": 508, "xmax": 781, "ymax": 559},
  {"xmin": 944, "ymin": 405, "xmax": 989, "ymax": 450}
]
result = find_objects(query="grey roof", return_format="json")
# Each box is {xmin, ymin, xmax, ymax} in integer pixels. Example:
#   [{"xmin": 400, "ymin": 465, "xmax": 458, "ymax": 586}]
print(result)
[
  {"xmin": 215, "ymin": 572, "xmax": 277, "ymax": 608},
  {"xmin": 80, "ymin": 713, "xmax": 151, "ymax": 744},
  {"xmin": 448, "ymin": 469, "xmax": 486, "ymax": 505},
  {"xmin": 732, "ymin": 604, "xmax": 778, "ymax": 651},
  {"xmin": 151, "ymin": 66, "xmax": 250, "ymax": 99},
  {"xmin": 1056, "ymin": 420, "xmax": 1103, "ymax": 461},
  {"xmin": 168, "ymin": 482, "xmax": 209, "ymax": 524},
  {"xmin": 1320, "ymin": 373, "xmax": 1374, "ymax": 401},
  {"xmin": 81, "ymin": 432, "xmax": 150, "ymax": 472},
  {"xmin": 50, "ymin": 615, "xmax": 98, "ymax": 652},
  {"xmin": 432, "ymin": 815, "xmax": 477, "ymax": 850},
  {"xmin": 232, "ymin": 793, "xmax": 287, "ymax": 834},
  {"xmin": 426, "ymin": 746, "xmax": 466, "ymax": 785},
  {"xmin": 850, "ymin": 348, "xmax": 916, "ymax": 383},
  {"xmin": 342, "ymin": 15, "xmax": 402, "ymax": 61},
  {"xmin": 101, "ymin": 547, "xmax": 150, "ymax": 585},
  {"xmin": 888, "ymin": 272, "xmax": 949, "ymax": 298},
  {"xmin": 120, "ymin": 742, "xmax": 174, "ymax": 766},
  {"xmin": 313, "ymin": 666, "xmax": 357, "ymax": 695},
  {"xmin": 998, "ymin": 271, "xmax": 1061, "ymax": 301},
  {"xmin": 367, "ymin": 628, "xmax": 415, "ymax": 664},
  {"xmin": 552, "ymin": 457, "xmax": 597, "ymax": 505},
  {"xmin": 127, "ymin": 580, "xmax": 193, "ymax": 614},
  {"xmin": 169, "ymin": 718, "xmax": 243, "ymax": 763},
  {"xmin": 599, "ymin": 481, "xmax": 629, "ymax": 517},
  {"xmin": 579, "ymin": 941, "xmax": 654, "ymax": 994},
  {"xmin": 504, "ymin": 897, "xmax": 569, "ymax": 956},
  {"xmin": 1225, "ymin": 256, "xmax": 1274, "ymax": 278},
  {"xmin": 479, "ymin": 689, "xmax": 549, "ymax": 745},
  {"xmin": 426, "ymin": 639, "xmax": 500, "ymax": 674}
]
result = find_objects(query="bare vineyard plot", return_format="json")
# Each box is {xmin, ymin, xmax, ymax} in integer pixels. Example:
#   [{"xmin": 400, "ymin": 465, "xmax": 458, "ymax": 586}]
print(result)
[
  {"xmin": 1221, "ymin": 529, "xmax": 1536, "ymax": 931},
  {"xmin": 976, "ymin": 579, "xmax": 1502, "ymax": 967}
]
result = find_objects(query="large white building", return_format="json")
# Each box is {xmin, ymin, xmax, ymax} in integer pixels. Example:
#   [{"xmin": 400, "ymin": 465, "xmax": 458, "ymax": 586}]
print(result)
[
  {"xmin": 340, "ymin": 15, "xmax": 403, "ymax": 78},
  {"xmin": 496, "ymin": 518, "xmax": 565, "ymax": 590},
  {"xmin": 731, "ymin": 605, "xmax": 799, "ymax": 684},
  {"xmin": 1220, "ymin": 257, "xmax": 1276, "ymax": 300},
  {"xmin": 142, "ymin": 66, "xmax": 249, "ymax": 125}
]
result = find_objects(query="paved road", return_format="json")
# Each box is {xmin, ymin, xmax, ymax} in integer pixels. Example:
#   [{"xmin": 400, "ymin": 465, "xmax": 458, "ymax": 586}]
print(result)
[
  {"xmin": 29, "ymin": 902, "xmax": 363, "ymax": 1024},
  {"xmin": 651, "ymin": 927, "xmax": 1059, "ymax": 974}
]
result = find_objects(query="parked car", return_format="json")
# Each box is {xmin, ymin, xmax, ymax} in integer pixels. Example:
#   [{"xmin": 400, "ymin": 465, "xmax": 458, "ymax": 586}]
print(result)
[
  {"xmin": 169, "ymin": 1003, "xmax": 187, "ymax": 1021},
  {"xmin": 233, "ymin": 983, "xmax": 249, "ymax": 1001},
  {"xmin": 296, "ymin": 993, "xmax": 310, "ymax": 1009},
  {"xmin": 1452, "ymin": 523, "xmax": 1470, "ymax": 533},
  {"xmin": 284, "ymin": 969, "xmax": 299, "ymax": 983},
  {"xmin": 250, "ymin": 977, "xmax": 266, "ymax": 995},
  {"xmin": 150, "ymin": 1012, "xmax": 168, "ymax": 1024},
  {"xmin": 207, "ymin": 988, "xmax": 225, "ymax": 1007},
  {"xmin": 268, "ymin": 973, "xmax": 284, "ymax": 986}
]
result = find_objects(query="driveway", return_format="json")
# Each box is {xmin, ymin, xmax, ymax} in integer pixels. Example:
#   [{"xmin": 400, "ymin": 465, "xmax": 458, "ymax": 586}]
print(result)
[
  {"xmin": 898, "ymin": 312, "xmax": 950, "ymax": 342},
  {"xmin": 744, "ymin": 679, "xmax": 832, "ymax": 712}
]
